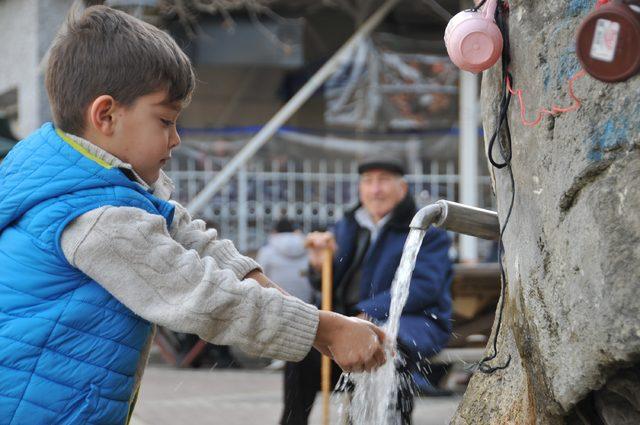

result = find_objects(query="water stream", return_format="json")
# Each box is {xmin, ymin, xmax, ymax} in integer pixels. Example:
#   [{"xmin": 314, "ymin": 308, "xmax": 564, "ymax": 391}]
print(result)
[{"xmin": 338, "ymin": 228, "xmax": 428, "ymax": 425}]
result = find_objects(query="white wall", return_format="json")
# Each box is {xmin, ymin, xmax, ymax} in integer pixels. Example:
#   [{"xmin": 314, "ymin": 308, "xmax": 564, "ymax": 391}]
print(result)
[
  {"xmin": 0, "ymin": 0, "xmax": 72, "ymax": 137},
  {"xmin": 0, "ymin": 0, "xmax": 39, "ymax": 137}
]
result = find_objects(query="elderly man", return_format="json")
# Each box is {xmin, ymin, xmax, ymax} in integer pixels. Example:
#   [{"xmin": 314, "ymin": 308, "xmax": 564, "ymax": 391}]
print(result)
[{"xmin": 280, "ymin": 154, "xmax": 453, "ymax": 425}]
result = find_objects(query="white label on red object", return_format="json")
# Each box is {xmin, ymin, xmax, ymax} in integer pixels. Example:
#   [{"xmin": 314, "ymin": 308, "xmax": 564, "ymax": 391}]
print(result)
[{"xmin": 590, "ymin": 19, "xmax": 620, "ymax": 62}]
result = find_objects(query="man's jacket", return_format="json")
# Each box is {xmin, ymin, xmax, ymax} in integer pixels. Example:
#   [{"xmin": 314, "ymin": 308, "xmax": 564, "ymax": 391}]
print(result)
[{"xmin": 331, "ymin": 195, "xmax": 453, "ymax": 360}]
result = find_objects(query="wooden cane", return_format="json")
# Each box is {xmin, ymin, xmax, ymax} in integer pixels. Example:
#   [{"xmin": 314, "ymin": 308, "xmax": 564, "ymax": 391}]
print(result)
[{"xmin": 321, "ymin": 246, "xmax": 333, "ymax": 425}]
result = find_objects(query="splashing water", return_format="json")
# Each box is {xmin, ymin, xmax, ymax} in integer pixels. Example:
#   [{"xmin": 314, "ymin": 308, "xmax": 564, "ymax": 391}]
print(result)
[{"xmin": 340, "ymin": 228, "xmax": 427, "ymax": 425}]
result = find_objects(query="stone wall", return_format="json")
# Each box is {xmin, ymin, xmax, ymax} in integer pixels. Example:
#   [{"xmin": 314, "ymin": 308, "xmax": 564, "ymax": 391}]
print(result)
[{"xmin": 452, "ymin": 1, "xmax": 640, "ymax": 424}]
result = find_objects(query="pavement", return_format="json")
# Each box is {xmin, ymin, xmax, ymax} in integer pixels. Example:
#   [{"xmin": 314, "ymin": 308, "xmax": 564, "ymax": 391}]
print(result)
[{"xmin": 130, "ymin": 365, "xmax": 461, "ymax": 425}]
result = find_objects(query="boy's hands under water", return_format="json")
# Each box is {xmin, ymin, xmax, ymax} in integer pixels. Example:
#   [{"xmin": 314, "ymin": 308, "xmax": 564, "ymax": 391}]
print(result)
[{"xmin": 313, "ymin": 311, "xmax": 387, "ymax": 373}]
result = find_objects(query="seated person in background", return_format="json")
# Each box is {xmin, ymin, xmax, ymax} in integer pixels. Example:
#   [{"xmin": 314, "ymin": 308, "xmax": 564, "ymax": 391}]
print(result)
[
  {"xmin": 0, "ymin": 6, "xmax": 387, "ymax": 424},
  {"xmin": 280, "ymin": 154, "xmax": 453, "ymax": 425}
]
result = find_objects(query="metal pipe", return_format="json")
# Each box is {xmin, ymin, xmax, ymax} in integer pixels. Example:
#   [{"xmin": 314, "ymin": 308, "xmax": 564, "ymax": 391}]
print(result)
[
  {"xmin": 186, "ymin": 0, "xmax": 401, "ymax": 215},
  {"xmin": 409, "ymin": 203, "xmax": 443, "ymax": 232},
  {"xmin": 410, "ymin": 200, "xmax": 500, "ymax": 241}
]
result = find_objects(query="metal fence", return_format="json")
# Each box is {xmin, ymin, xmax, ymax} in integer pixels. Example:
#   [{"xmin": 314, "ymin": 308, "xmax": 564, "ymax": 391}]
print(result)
[{"xmin": 166, "ymin": 155, "xmax": 494, "ymax": 253}]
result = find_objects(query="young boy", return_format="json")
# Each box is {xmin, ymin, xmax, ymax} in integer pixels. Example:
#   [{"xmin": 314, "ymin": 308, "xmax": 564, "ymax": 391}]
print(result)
[{"xmin": 0, "ymin": 6, "xmax": 386, "ymax": 424}]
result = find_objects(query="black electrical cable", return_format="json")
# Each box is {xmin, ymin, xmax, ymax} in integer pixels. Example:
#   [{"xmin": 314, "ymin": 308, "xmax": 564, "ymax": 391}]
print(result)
[
  {"xmin": 471, "ymin": 0, "xmax": 488, "ymax": 12},
  {"xmin": 487, "ymin": 1, "xmax": 512, "ymax": 170},
  {"xmin": 477, "ymin": 0, "xmax": 514, "ymax": 374},
  {"xmin": 478, "ymin": 169, "xmax": 514, "ymax": 374}
]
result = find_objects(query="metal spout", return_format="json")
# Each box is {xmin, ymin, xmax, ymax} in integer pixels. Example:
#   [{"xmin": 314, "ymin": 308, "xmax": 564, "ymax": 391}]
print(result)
[
  {"xmin": 409, "ymin": 203, "xmax": 443, "ymax": 231},
  {"xmin": 410, "ymin": 200, "xmax": 500, "ymax": 241}
]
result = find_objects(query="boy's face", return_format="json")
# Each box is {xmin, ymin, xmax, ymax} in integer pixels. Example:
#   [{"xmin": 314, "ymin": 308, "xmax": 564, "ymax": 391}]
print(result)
[{"xmin": 111, "ymin": 90, "xmax": 182, "ymax": 185}]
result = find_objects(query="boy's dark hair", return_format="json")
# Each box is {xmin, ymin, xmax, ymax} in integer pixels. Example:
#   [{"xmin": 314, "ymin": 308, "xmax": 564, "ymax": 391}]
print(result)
[{"xmin": 45, "ymin": 5, "xmax": 195, "ymax": 135}]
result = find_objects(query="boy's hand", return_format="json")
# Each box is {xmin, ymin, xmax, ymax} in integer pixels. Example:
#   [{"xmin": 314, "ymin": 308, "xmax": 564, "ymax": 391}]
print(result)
[
  {"xmin": 306, "ymin": 232, "xmax": 337, "ymax": 272},
  {"xmin": 313, "ymin": 311, "xmax": 387, "ymax": 373}
]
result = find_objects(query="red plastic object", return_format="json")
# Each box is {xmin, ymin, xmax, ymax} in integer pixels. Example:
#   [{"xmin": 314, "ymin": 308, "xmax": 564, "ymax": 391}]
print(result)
[{"xmin": 576, "ymin": 1, "xmax": 640, "ymax": 82}]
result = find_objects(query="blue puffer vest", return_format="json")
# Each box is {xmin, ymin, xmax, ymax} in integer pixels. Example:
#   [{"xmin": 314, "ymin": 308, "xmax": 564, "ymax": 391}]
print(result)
[{"xmin": 0, "ymin": 123, "xmax": 175, "ymax": 424}]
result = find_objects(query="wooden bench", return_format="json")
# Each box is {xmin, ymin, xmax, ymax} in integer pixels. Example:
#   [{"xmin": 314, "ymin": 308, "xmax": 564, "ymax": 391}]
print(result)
[{"xmin": 431, "ymin": 262, "xmax": 500, "ymax": 367}]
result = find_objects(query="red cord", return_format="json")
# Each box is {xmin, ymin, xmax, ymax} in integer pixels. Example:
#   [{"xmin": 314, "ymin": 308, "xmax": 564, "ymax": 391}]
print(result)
[
  {"xmin": 500, "ymin": 0, "xmax": 599, "ymax": 127},
  {"xmin": 505, "ymin": 69, "xmax": 586, "ymax": 127}
]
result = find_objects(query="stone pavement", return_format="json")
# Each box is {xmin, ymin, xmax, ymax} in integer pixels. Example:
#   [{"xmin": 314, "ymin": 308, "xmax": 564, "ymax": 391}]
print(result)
[{"xmin": 130, "ymin": 365, "xmax": 461, "ymax": 425}]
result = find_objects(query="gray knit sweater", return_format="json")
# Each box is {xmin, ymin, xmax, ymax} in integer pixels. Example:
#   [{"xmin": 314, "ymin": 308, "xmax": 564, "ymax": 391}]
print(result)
[{"xmin": 59, "ymin": 133, "xmax": 319, "ymax": 371}]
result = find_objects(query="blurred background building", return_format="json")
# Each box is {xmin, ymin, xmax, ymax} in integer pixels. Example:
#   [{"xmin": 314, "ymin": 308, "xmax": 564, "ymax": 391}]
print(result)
[{"xmin": 0, "ymin": 0, "xmax": 493, "ymax": 258}]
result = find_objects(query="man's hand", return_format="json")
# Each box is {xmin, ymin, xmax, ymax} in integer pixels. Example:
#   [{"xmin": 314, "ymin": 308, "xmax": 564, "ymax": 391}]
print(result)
[
  {"xmin": 313, "ymin": 311, "xmax": 387, "ymax": 373},
  {"xmin": 305, "ymin": 232, "xmax": 337, "ymax": 272}
]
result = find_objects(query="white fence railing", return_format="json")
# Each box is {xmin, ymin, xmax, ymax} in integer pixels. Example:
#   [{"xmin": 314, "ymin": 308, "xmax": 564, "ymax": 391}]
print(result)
[{"xmin": 166, "ymin": 157, "xmax": 494, "ymax": 253}]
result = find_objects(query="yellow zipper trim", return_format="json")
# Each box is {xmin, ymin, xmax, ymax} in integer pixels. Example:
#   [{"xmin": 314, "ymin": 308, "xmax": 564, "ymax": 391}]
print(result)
[{"xmin": 55, "ymin": 128, "xmax": 113, "ymax": 169}]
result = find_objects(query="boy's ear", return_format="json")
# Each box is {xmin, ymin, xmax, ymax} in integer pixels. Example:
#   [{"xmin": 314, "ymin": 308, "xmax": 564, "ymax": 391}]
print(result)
[{"xmin": 88, "ymin": 95, "xmax": 118, "ymax": 136}]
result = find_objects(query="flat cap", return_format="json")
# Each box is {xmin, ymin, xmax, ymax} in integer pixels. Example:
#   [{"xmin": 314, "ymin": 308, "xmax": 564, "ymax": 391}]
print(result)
[{"xmin": 357, "ymin": 153, "xmax": 406, "ymax": 175}]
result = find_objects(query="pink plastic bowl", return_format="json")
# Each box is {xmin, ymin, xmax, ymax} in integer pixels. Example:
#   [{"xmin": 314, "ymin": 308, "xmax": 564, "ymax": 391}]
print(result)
[{"xmin": 444, "ymin": 0, "xmax": 503, "ymax": 73}]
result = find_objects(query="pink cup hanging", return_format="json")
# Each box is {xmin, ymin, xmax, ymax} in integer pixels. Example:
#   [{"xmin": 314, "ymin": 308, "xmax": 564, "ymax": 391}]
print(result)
[{"xmin": 444, "ymin": 0, "xmax": 503, "ymax": 73}]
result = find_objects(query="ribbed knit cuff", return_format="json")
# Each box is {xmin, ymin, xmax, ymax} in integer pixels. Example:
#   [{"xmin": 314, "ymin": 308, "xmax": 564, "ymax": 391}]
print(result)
[
  {"xmin": 262, "ymin": 298, "xmax": 319, "ymax": 362},
  {"xmin": 213, "ymin": 239, "xmax": 262, "ymax": 279}
]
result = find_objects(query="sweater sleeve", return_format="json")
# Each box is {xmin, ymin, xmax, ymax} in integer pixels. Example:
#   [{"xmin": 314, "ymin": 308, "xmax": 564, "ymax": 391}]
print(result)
[
  {"xmin": 168, "ymin": 201, "xmax": 261, "ymax": 280},
  {"xmin": 255, "ymin": 246, "xmax": 272, "ymax": 277},
  {"xmin": 60, "ymin": 206, "xmax": 318, "ymax": 361}
]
